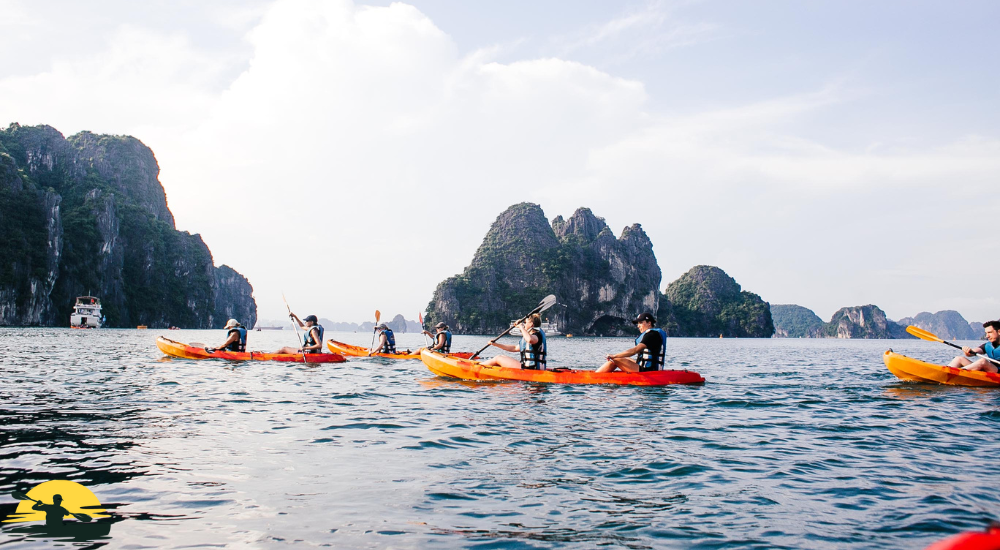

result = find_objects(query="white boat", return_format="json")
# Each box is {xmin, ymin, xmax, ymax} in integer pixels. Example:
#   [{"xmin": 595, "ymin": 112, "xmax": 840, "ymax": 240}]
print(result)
[
  {"xmin": 70, "ymin": 296, "xmax": 104, "ymax": 328},
  {"xmin": 509, "ymin": 319, "xmax": 561, "ymax": 336}
]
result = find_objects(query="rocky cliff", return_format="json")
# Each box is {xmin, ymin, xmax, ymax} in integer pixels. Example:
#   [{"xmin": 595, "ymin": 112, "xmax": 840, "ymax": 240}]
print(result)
[
  {"xmin": 425, "ymin": 204, "xmax": 661, "ymax": 335},
  {"xmin": 771, "ymin": 304, "xmax": 824, "ymax": 338},
  {"xmin": 897, "ymin": 310, "xmax": 980, "ymax": 340},
  {"xmin": 0, "ymin": 123, "xmax": 256, "ymax": 328},
  {"xmin": 661, "ymin": 266, "xmax": 774, "ymax": 337},
  {"xmin": 821, "ymin": 305, "xmax": 910, "ymax": 339}
]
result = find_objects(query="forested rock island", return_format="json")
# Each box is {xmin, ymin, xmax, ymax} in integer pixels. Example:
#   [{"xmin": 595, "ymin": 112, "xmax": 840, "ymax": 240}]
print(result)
[{"xmin": 0, "ymin": 123, "xmax": 256, "ymax": 328}]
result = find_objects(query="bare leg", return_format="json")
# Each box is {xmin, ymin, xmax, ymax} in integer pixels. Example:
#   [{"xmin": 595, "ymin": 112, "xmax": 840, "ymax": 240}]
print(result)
[
  {"xmin": 275, "ymin": 346, "xmax": 300, "ymax": 355},
  {"xmin": 947, "ymin": 355, "xmax": 974, "ymax": 369},
  {"xmin": 596, "ymin": 358, "xmax": 641, "ymax": 373},
  {"xmin": 481, "ymin": 355, "xmax": 523, "ymax": 369},
  {"xmin": 963, "ymin": 358, "xmax": 999, "ymax": 373}
]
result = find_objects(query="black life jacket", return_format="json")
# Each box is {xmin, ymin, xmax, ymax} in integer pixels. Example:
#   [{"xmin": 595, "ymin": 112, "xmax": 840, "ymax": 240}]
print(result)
[
  {"xmin": 226, "ymin": 327, "xmax": 248, "ymax": 352},
  {"xmin": 635, "ymin": 328, "xmax": 667, "ymax": 371},
  {"xmin": 380, "ymin": 328, "xmax": 397, "ymax": 354},
  {"xmin": 434, "ymin": 330, "xmax": 452, "ymax": 353},
  {"xmin": 519, "ymin": 328, "xmax": 547, "ymax": 370},
  {"xmin": 303, "ymin": 325, "xmax": 324, "ymax": 352}
]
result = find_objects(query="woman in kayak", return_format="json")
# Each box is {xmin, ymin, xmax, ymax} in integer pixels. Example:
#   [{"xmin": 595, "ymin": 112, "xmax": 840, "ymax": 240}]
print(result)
[
  {"xmin": 596, "ymin": 312, "xmax": 667, "ymax": 373},
  {"xmin": 482, "ymin": 314, "xmax": 547, "ymax": 369},
  {"xmin": 275, "ymin": 314, "xmax": 325, "ymax": 354},
  {"xmin": 207, "ymin": 319, "xmax": 247, "ymax": 352},
  {"xmin": 369, "ymin": 323, "xmax": 398, "ymax": 355},
  {"xmin": 422, "ymin": 322, "xmax": 453, "ymax": 354},
  {"xmin": 947, "ymin": 320, "xmax": 1000, "ymax": 373}
]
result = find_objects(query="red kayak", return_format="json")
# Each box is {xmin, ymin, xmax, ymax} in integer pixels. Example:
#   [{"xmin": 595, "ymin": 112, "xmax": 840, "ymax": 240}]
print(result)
[{"xmin": 925, "ymin": 525, "xmax": 1000, "ymax": 550}]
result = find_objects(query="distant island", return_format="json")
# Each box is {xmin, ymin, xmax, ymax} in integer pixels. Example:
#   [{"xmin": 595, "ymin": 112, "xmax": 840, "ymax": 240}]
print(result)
[
  {"xmin": 0, "ymin": 123, "xmax": 256, "ymax": 328},
  {"xmin": 424, "ymin": 203, "xmax": 774, "ymax": 337},
  {"xmin": 772, "ymin": 305, "xmax": 983, "ymax": 340}
]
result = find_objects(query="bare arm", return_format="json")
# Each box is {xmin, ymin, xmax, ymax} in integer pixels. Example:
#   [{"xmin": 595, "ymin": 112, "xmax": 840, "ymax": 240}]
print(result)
[
  {"xmin": 490, "ymin": 341, "xmax": 519, "ymax": 353},
  {"xmin": 606, "ymin": 344, "xmax": 645, "ymax": 361}
]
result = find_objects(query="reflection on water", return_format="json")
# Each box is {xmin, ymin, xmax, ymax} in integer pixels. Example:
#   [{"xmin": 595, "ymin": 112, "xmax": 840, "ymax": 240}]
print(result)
[{"xmin": 1, "ymin": 328, "xmax": 999, "ymax": 548}]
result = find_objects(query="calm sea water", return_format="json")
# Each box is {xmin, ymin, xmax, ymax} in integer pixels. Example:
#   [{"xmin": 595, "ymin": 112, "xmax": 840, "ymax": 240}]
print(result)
[{"xmin": 1, "ymin": 328, "xmax": 998, "ymax": 549}]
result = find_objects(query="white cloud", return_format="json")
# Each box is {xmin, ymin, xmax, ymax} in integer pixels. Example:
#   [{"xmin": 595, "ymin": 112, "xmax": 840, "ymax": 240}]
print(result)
[{"xmin": 0, "ymin": 0, "xmax": 997, "ymax": 324}]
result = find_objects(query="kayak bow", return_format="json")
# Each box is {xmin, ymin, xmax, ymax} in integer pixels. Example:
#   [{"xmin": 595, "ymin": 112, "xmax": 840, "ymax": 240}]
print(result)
[{"xmin": 421, "ymin": 349, "xmax": 705, "ymax": 386}]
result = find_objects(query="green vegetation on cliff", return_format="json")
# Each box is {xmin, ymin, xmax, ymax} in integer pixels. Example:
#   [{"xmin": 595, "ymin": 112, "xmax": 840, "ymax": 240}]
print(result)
[
  {"xmin": 771, "ymin": 304, "xmax": 824, "ymax": 338},
  {"xmin": 662, "ymin": 266, "xmax": 774, "ymax": 338}
]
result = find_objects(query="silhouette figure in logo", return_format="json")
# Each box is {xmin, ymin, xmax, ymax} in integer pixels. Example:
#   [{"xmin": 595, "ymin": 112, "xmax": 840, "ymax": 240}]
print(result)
[{"xmin": 32, "ymin": 494, "xmax": 71, "ymax": 527}]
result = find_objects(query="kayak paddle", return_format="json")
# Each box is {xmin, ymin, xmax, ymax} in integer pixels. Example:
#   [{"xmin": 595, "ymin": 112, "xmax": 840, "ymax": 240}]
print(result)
[
  {"xmin": 470, "ymin": 294, "xmax": 557, "ymax": 360},
  {"xmin": 419, "ymin": 312, "xmax": 430, "ymax": 346},
  {"xmin": 369, "ymin": 310, "xmax": 381, "ymax": 354},
  {"xmin": 282, "ymin": 293, "xmax": 309, "ymax": 364},
  {"xmin": 906, "ymin": 325, "xmax": 1000, "ymax": 367},
  {"xmin": 11, "ymin": 491, "xmax": 92, "ymax": 522}
]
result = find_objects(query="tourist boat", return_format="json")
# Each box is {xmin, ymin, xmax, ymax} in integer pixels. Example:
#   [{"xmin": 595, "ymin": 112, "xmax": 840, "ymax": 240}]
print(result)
[
  {"xmin": 509, "ymin": 319, "xmax": 561, "ymax": 336},
  {"xmin": 70, "ymin": 296, "xmax": 103, "ymax": 329}
]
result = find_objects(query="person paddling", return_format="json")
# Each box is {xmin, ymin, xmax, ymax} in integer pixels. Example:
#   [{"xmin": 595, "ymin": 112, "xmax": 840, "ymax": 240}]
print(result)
[
  {"xmin": 596, "ymin": 312, "xmax": 667, "ymax": 373},
  {"xmin": 481, "ymin": 314, "xmax": 547, "ymax": 370},
  {"xmin": 422, "ymin": 322, "xmax": 453, "ymax": 354},
  {"xmin": 946, "ymin": 320, "xmax": 1000, "ymax": 373},
  {"xmin": 32, "ymin": 494, "xmax": 71, "ymax": 527},
  {"xmin": 369, "ymin": 323, "xmax": 399, "ymax": 356},
  {"xmin": 208, "ymin": 319, "xmax": 247, "ymax": 352},
  {"xmin": 276, "ymin": 314, "xmax": 325, "ymax": 354}
]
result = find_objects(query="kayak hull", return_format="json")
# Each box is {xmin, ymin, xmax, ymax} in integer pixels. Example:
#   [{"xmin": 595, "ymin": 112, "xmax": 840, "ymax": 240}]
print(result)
[
  {"xmin": 157, "ymin": 337, "xmax": 347, "ymax": 363},
  {"xmin": 421, "ymin": 350, "xmax": 705, "ymax": 386},
  {"xmin": 883, "ymin": 350, "xmax": 1000, "ymax": 387},
  {"xmin": 327, "ymin": 340, "xmax": 472, "ymax": 360}
]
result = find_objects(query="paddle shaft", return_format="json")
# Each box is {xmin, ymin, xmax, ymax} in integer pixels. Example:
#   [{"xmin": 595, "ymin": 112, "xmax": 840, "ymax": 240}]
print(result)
[
  {"xmin": 369, "ymin": 310, "xmax": 381, "ymax": 354},
  {"xmin": 282, "ymin": 294, "xmax": 309, "ymax": 364},
  {"xmin": 938, "ymin": 339, "xmax": 1000, "ymax": 367},
  {"xmin": 471, "ymin": 301, "xmax": 550, "ymax": 360},
  {"xmin": 11, "ymin": 492, "xmax": 92, "ymax": 522}
]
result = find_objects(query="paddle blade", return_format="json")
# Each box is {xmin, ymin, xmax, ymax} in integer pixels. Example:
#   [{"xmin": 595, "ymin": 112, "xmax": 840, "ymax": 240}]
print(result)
[
  {"xmin": 906, "ymin": 325, "xmax": 943, "ymax": 343},
  {"xmin": 418, "ymin": 313, "xmax": 424, "ymax": 324},
  {"xmin": 375, "ymin": 310, "xmax": 381, "ymax": 323},
  {"xmin": 73, "ymin": 512, "xmax": 93, "ymax": 522},
  {"xmin": 537, "ymin": 294, "xmax": 557, "ymax": 313},
  {"xmin": 11, "ymin": 491, "xmax": 30, "ymax": 501}
]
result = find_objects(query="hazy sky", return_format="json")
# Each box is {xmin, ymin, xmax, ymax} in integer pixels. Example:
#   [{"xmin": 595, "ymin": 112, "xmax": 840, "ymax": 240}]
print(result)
[{"xmin": 2, "ymin": 0, "xmax": 998, "ymax": 324}]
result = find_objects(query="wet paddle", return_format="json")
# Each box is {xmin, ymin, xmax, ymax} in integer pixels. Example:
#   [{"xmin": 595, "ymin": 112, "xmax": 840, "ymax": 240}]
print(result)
[
  {"xmin": 368, "ymin": 310, "xmax": 382, "ymax": 355},
  {"xmin": 470, "ymin": 295, "xmax": 557, "ymax": 360},
  {"xmin": 906, "ymin": 325, "xmax": 1000, "ymax": 367},
  {"xmin": 11, "ymin": 491, "xmax": 92, "ymax": 522},
  {"xmin": 419, "ymin": 313, "xmax": 430, "ymax": 346},
  {"xmin": 282, "ymin": 293, "xmax": 309, "ymax": 364}
]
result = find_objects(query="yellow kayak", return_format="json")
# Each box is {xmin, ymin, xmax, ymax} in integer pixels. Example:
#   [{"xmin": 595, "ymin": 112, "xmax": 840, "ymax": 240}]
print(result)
[{"xmin": 883, "ymin": 350, "xmax": 1000, "ymax": 387}]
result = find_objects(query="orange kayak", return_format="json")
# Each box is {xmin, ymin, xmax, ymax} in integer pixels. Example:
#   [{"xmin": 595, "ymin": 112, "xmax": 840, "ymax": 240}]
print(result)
[
  {"xmin": 157, "ymin": 337, "xmax": 347, "ymax": 363},
  {"xmin": 421, "ymin": 350, "xmax": 705, "ymax": 386},
  {"xmin": 883, "ymin": 350, "xmax": 1000, "ymax": 387},
  {"xmin": 327, "ymin": 339, "xmax": 472, "ymax": 360}
]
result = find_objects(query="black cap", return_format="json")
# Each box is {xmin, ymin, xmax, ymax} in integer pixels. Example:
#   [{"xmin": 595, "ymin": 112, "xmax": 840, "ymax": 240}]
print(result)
[
  {"xmin": 435, "ymin": 322, "xmax": 448, "ymax": 329},
  {"xmin": 303, "ymin": 315, "xmax": 318, "ymax": 323},
  {"xmin": 632, "ymin": 312, "xmax": 655, "ymax": 325}
]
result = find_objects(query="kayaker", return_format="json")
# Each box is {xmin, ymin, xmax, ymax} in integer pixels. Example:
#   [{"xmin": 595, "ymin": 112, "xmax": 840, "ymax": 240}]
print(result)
[
  {"xmin": 482, "ymin": 314, "xmax": 547, "ymax": 369},
  {"xmin": 275, "ymin": 314, "xmax": 325, "ymax": 354},
  {"xmin": 947, "ymin": 320, "xmax": 1000, "ymax": 373},
  {"xmin": 208, "ymin": 319, "xmax": 247, "ymax": 352},
  {"xmin": 369, "ymin": 323, "xmax": 398, "ymax": 356},
  {"xmin": 422, "ymin": 322, "xmax": 453, "ymax": 354},
  {"xmin": 32, "ymin": 494, "xmax": 70, "ymax": 527},
  {"xmin": 596, "ymin": 312, "xmax": 667, "ymax": 373}
]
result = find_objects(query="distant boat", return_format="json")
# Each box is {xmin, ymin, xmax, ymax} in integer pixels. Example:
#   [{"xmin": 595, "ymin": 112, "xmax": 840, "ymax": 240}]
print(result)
[
  {"xmin": 137, "ymin": 325, "xmax": 148, "ymax": 329},
  {"xmin": 509, "ymin": 319, "xmax": 561, "ymax": 336},
  {"xmin": 70, "ymin": 296, "xmax": 103, "ymax": 329},
  {"xmin": 254, "ymin": 326, "xmax": 284, "ymax": 331}
]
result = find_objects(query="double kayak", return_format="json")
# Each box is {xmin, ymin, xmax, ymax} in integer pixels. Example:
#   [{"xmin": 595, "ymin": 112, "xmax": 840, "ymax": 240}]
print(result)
[
  {"xmin": 421, "ymin": 350, "xmax": 705, "ymax": 386},
  {"xmin": 157, "ymin": 337, "xmax": 347, "ymax": 363},
  {"xmin": 327, "ymin": 339, "xmax": 473, "ymax": 360},
  {"xmin": 884, "ymin": 350, "xmax": 1000, "ymax": 387}
]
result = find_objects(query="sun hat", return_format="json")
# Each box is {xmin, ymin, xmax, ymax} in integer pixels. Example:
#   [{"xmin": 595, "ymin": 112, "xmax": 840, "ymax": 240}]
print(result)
[
  {"xmin": 224, "ymin": 319, "xmax": 239, "ymax": 329},
  {"xmin": 303, "ymin": 315, "xmax": 318, "ymax": 323}
]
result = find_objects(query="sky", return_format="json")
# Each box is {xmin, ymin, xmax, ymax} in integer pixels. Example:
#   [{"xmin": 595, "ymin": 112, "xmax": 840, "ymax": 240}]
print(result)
[{"xmin": 1, "ymin": 0, "xmax": 998, "ymax": 325}]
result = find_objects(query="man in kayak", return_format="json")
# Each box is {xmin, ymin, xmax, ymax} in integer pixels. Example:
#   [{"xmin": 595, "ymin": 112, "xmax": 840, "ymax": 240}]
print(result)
[
  {"xmin": 369, "ymin": 323, "xmax": 398, "ymax": 355},
  {"xmin": 482, "ymin": 314, "xmax": 547, "ymax": 369},
  {"xmin": 32, "ymin": 494, "xmax": 70, "ymax": 527},
  {"xmin": 947, "ymin": 320, "xmax": 1000, "ymax": 373},
  {"xmin": 275, "ymin": 314, "xmax": 325, "ymax": 354},
  {"xmin": 208, "ymin": 319, "xmax": 247, "ymax": 352},
  {"xmin": 596, "ymin": 312, "xmax": 667, "ymax": 373},
  {"xmin": 422, "ymin": 322, "xmax": 453, "ymax": 354}
]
